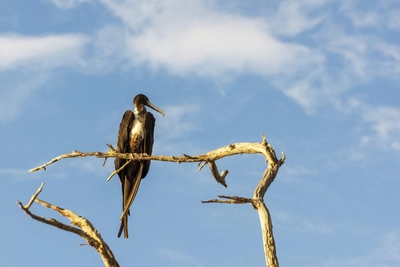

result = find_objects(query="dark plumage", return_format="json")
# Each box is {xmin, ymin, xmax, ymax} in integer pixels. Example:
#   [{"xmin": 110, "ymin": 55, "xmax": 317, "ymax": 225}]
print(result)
[{"xmin": 115, "ymin": 94, "xmax": 165, "ymax": 238}]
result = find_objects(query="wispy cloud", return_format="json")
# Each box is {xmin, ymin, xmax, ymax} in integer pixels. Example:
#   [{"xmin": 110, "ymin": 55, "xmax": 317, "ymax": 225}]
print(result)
[
  {"xmin": 340, "ymin": 0, "xmax": 400, "ymax": 30},
  {"xmin": 11, "ymin": 0, "xmax": 400, "ymax": 154},
  {"xmin": 49, "ymin": 0, "xmax": 92, "ymax": 9},
  {"xmin": 155, "ymin": 104, "xmax": 202, "ymax": 155},
  {"xmin": 157, "ymin": 104, "xmax": 200, "ymax": 140},
  {"xmin": 90, "ymin": 25, "xmax": 129, "ymax": 72},
  {"xmin": 269, "ymin": 0, "xmax": 328, "ymax": 36},
  {"xmin": 100, "ymin": 0, "xmax": 319, "ymax": 78},
  {"xmin": 0, "ymin": 34, "xmax": 89, "ymax": 70},
  {"xmin": 361, "ymin": 105, "xmax": 400, "ymax": 150},
  {"xmin": 0, "ymin": 33, "xmax": 89, "ymax": 123}
]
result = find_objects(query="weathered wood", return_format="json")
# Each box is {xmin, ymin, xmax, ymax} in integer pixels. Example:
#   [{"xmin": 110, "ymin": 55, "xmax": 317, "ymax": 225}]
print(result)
[
  {"xmin": 27, "ymin": 135, "xmax": 285, "ymax": 266},
  {"xmin": 29, "ymin": 140, "xmax": 271, "ymax": 172},
  {"xmin": 17, "ymin": 183, "xmax": 119, "ymax": 267}
]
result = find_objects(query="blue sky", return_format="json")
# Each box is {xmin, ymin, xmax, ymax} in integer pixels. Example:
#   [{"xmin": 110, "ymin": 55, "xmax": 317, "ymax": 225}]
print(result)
[{"xmin": 1, "ymin": 0, "xmax": 399, "ymax": 266}]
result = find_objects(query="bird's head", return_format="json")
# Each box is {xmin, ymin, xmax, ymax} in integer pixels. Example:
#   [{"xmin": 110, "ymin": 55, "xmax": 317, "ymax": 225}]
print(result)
[{"xmin": 134, "ymin": 94, "xmax": 165, "ymax": 116}]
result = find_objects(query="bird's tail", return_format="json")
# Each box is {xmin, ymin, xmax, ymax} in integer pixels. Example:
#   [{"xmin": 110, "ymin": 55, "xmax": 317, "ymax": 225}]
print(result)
[
  {"xmin": 117, "ymin": 163, "xmax": 143, "ymax": 239},
  {"xmin": 118, "ymin": 216, "xmax": 128, "ymax": 238},
  {"xmin": 119, "ymin": 164, "xmax": 143, "ymax": 221}
]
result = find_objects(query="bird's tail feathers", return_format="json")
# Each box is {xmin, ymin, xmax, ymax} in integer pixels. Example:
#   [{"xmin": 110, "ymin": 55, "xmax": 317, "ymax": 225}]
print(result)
[{"xmin": 119, "ymin": 163, "xmax": 143, "ymax": 221}]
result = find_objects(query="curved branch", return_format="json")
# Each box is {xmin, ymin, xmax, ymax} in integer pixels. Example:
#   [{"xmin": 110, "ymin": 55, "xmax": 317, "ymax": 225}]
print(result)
[
  {"xmin": 17, "ymin": 183, "xmax": 119, "ymax": 267},
  {"xmin": 27, "ymin": 135, "xmax": 285, "ymax": 267},
  {"xmin": 201, "ymin": 136, "xmax": 285, "ymax": 267}
]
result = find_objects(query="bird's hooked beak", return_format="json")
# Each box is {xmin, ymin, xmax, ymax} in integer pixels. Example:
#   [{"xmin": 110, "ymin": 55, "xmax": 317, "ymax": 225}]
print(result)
[{"xmin": 145, "ymin": 100, "xmax": 165, "ymax": 116}]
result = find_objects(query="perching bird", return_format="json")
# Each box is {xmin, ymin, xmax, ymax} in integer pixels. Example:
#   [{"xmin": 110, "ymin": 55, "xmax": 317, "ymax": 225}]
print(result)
[{"xmin": 115, "ymin": 94, "xmax": 165, "ymax": 238}]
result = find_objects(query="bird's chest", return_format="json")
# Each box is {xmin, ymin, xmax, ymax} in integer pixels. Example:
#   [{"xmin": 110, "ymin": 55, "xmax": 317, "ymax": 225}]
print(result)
[{"xmin": 130, "ymin": 117, "xmax": 144, "ymax": 150}]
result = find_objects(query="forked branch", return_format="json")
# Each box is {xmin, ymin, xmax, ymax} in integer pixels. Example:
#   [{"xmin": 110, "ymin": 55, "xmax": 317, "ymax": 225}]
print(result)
[
  {"xmin": 17, "ymin": 183, "xmax": 119, "ymax": 267},
  {"xmin": 201, "ymin": 136, "xmax": 285, "ymax": 267}
]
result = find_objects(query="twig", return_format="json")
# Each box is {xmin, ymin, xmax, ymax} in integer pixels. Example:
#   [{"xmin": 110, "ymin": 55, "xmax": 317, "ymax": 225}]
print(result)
[
  {"xmin": 201, "ymin": 195, "xmax": 253, "ymax": 204},
  {"xmin": 24, "ymin": 182, "xmax": 45, "ymax": 209},
  {"xmin": 106, "ymin": 159, "xmax": 132, "ymax": 182}
]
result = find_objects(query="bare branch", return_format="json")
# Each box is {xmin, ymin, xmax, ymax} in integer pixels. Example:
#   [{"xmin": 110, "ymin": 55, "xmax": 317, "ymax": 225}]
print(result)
[
  {"xmin": 207, "ymin": 161, "xmax": 228, "ymax": 188},
  {"xmin": 201, "ymin": 195, "xmax": 253, "ymax": 204},
  {"xmin": 24, "ymin": 182, "xmax": 45, "ymax": 209},
  {"xmin": 200, "ymin": 135, "xmax": 284, "ymax": 267},
  {"xmin": 253, "ymin": 200, "xmax": 279, "ymax": 267},
  {"xmin": 27, "ymin": 135, "xmax": 285, "ymax": 267},
  {"xmin": 29, "ymin": 137, "xmax": 274, "ymax": 173},
  {"xmin": 18, "ymin": 183, "xmax": 119, "ymax": 267}
]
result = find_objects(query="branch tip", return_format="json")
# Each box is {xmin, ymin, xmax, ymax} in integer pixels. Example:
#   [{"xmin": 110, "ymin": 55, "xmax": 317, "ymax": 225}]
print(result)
[
  {"xmin": 24, "ymin": 182, "xmax": 45, "ymax": 209},
  {"xmin": 106, "ymin": 143, "xmax": 116, "ymax": 151},
  {"xmin": 280, "ymin": 151, "xmax": 286, "ymax": 163},
  {"xmin": 261, "ymin": 134, "xmax": 267, "ymax": 144},
  {"xmin": 198, "ymin": 161, "xmax": 207, "ymax": 171}
]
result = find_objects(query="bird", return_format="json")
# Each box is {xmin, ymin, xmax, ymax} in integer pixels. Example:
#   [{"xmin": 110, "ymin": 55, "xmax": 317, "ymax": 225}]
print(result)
[{"xmin": 115, "ymin": 94, "xmax": 165, "ymax": 238}]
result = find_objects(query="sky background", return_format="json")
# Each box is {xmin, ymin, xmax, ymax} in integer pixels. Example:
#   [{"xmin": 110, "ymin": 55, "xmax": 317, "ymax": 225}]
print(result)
[{"xmin": 1, "ymin": 0, "xmax": 400, "ymax": 266}]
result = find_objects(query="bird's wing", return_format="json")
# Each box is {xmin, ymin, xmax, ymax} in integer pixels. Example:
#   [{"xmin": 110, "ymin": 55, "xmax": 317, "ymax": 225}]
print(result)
[
  {"xmin": 114, "ymin": 110, "xmax": 135, "ymax": 178},
  {"xmin": 115, "ymin": 110, "xmax": 134, "ymax": 238},
  {"xmin": 141, "ymin": 112, "xmax": 156, "ymax": 178}
]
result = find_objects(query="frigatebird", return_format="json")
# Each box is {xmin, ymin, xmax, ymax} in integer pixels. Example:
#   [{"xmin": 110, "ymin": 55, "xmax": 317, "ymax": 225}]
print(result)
[{"xmin": 115, "ymin": 94, "xmax": 165, "ymax": 238}]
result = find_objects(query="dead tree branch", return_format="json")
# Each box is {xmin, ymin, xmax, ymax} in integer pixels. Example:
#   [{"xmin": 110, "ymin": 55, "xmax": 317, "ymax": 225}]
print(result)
[
  {"xmin": 17, "ymin": 183, "xmax": 119, "ymax": 267},
  {"xmin": 201, "ymin": 136, "xmax": 285, "ymax": 267},
  {"xmin": 28, "ymin": 135, "xmax": 285, "ymax": 266},
  {"xmin": 28, "ymin": 136, "xmax": 278, "ymax": 187}
]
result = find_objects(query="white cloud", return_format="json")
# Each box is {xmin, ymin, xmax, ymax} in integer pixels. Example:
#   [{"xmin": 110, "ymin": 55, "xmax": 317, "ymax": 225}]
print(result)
[
  {"xmin": 282, "ymin": 77, "xmax": 321, "ymax": 112},
  {"xmin": 340, "ymin": 0, "xmax": 400, "ymax": 30},
  {"xmin": 6, "ymin": 0, "xmax": 397, "ymax": 155},
  {"xmin": 101, "ymin": 0, "xmax": 319, "ymax": 78},
  {"xmin": 361, "ymin": 106, "xmax": 400, "ymax": 150},
  {"xmin": 269, "ymin": 0, "xmax": 328, "ymax": 36},
  {"xmin": 90, "ymin": 25, "xmax": 129, "ymax": 72},
  {"xmin": 97, "ymin": 0, "xmax": 400, "ymax": 153},
  {"xmin": 157, "ymin": 104, "xmax": 200, "ymax": 141},
  {"xmin": 49, "ymin": 0, "xmax": 91, "ymax": 9},
  {"xmin": 374, "ymin": 43, "xmax": 400, "ymax": 77},
  {"xmin": 0, "ymin": 34, "xmax": 89, "ymax": 70},
  {"xmin": 0, "ymin": 34, "xmax": 89, "ymax": 123},
  {"xmin": 320, "ymin": 28, "xmax": 370, "ymax": 78}
]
